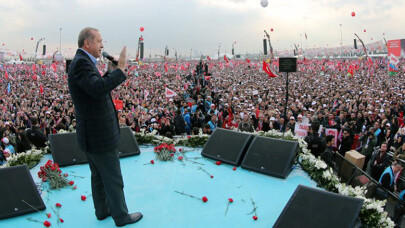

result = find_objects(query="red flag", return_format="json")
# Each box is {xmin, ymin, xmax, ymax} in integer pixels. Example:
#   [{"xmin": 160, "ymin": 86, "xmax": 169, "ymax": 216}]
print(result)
[
  {"xmin": 164, "ymin": 62, "xmax": 168, "ymax": 72},
  {"xmin": 51, "ymin": 63, "xmax": 57, "ymax": 72},
  {"xmin": 180, "ymin": 65, "xmax": 186, "ymax": 71},
  {"xmin": 207, "ymin": 56, "xmax": 211, "ymax": 61},
  {"xmin": 19, "ymin": 54, "xmax": 23, "ymax": 61},
  {"xmin": 112, "ymin": 99, "xmax": 123, "ymax": 110},
  {"xmin": 39, "ymin": 84, "xmax": 44, "ymax": 95},
  {"xmin": 224, "ymin": 55, "xmax": 229, "ymax": 63},
  {"xmin": 32, "ymin": 64, "xmax": 36, "ymax": 72},
  {"xmin": 246, "ymin": 58, "xmax": 251, "ymax": 64},
  {"xmin": 262, "ymin": 61, "xmax": 277, "ymax": 78},
  {"xmin": 4, "ymin": 71, "xmax": 9, "ymax": 80},
  {"xmin": 32, "ymin": 74, "xmax": 38, "ymax": 81},
  {"xmin": 41, "ymin": 70, "xmax": 46, "ymax": 76},
  {"xmin": 165, "ymin": 87, "xmax": 177, "ymax": 98}
]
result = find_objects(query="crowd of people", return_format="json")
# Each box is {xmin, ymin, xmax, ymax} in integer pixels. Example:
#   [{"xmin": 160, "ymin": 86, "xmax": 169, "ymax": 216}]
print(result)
[{"xmin": 0, "ymin": 57, "xmax": 404, "ymax": 168}]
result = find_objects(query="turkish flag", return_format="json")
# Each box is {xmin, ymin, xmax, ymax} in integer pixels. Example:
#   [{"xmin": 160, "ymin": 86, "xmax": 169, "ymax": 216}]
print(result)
[
  {"xmin": 5, "ymin": 71, "xmax": 9, "ymax": 80},
  {"xmin": 246, "ymin": 58, "xmax": 251, "ymax": 64},
  {"xmin": 207, "ymin": 56, "xmax": 211, "ymax": 61},
  {"xmin": 262, "ymin": 60, "xmax": 277, "ymax": 78},
  {"xmin": 112, "ymin": 99, "xmax": 123, "ymax": 110},
  {"xmin": 165, "ymin": 87, "xmax": 177, "ymax": 98},
  {"xmin": 19, "ymin": 54, "xmax": 23, "ymax": 61},
  {"xmin": 51, "ymin": 63, "xmax": 57, "ymax": 72},
  {"xmin": 224, "ymin": 55, "xmax": 229, "ymax": 63},
  {"xmin": 164, "ymin": 62, "xmax": 168, "ymax": 72}
]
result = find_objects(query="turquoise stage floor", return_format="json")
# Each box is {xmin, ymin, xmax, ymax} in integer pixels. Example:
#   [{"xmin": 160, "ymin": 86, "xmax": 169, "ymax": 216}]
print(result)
[{"xmin": 0, "ymin": 146, "xmax": 317, "ymax": 228}]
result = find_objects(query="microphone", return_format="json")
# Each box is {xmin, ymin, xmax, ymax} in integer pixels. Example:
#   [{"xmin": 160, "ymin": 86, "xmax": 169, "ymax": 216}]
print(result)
[{"xmin": 102, "ymin": 51, "xmax": 118, "ymax": 66}]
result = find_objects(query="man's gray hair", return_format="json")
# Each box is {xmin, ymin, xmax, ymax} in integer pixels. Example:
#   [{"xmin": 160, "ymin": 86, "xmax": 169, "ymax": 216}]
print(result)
[{"xmin": 78, "ymin": 27, "xmax": 99, "ymax": 48}]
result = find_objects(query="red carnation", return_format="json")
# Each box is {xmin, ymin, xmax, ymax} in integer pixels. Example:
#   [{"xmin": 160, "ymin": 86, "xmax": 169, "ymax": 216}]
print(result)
[
  {"xmin": 210, "ymin": 175, "xmax": 213, "ymax": 178},
  {"xmin": 59, "ymin": 218, "xmax": 64, "ymax": 223},
  {"xmin": 150, "ymin": 160, "xmax": 155, "ymax": 164},
  {"xmin": 179, "ymin": 148, "xmax": 182, "ymax": 152},
  {"xmin": 170, "ymin": 153, "xmax": 174, "ymax": 157},
  {"xmin": 68, "ymin": 181, "xmax": 74, "ymax": 186},
  {"xmin": 253, "ymin": 215, "xmax": 258, "ymax": 220},
  {"xmin": 178, "ymin": 156, "xmax": 183, "ymax": 161},
  {"xmin": 63, "ymin": 173, "xmax": 68, "ymax": 177},
  {"xmin": 55, "ymin": 203, "xmax": 62, "ymax": 208},
  {"xmin": 43, "ymin": 221, "xmax": 51, "ymax": 227},
  {"xmin": 47, "ymin": 213, "xmax": 51, "ymax": 218},
  {"xmin": 81, "ymin": 195, "xmax": 86, "ymax": 201},
  {"xmin": 187, "ymin": 136, "xmax": 191, "ymax": 138},
  {"xmin": 202, "ymin": 196, "xmax": 208, "ymax": 203},
  {"xmin": 228, "ymin": 198, "xmax": 233, "ymax": 203},
  {"xmin": 215, "ymin": 161, "xmax": 222, "ymax": 165},
  {"xmin": 233, "ymin": 167, "xmax": 236, "ymax": 171},
  {"xmin": 73, "ymin": 186, "xmax": 77, "ymax": 190}
]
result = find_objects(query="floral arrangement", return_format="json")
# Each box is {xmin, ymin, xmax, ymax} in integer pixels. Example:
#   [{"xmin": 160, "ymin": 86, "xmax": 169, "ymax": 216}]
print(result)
[
  {"xmin": 154, "ymin": 143, "xmax": 177, "ymax": 161},
  {"xmin": 38, "ymin": 160, "xmax": 71, "ymax": 189},
  {"xmin": 134, "ymin": 129, "xmax": 209, "ymax": 147},
  {"xmin": 0, "ymin": 148, "xmax": 46, "ymax": 169}
]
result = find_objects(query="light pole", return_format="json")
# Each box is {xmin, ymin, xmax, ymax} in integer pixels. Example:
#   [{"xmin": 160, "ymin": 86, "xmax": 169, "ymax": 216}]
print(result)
[
  {"xmin": 59, "ymin": 28, "xmax": 62, "ymax": 56},
  {"xmin": 339, "ymin": 24, "xmax": 342, "ymax": 56},
  {"xmin": 218, "ymin": 43, "xmax": 221, "ymax": 59}
]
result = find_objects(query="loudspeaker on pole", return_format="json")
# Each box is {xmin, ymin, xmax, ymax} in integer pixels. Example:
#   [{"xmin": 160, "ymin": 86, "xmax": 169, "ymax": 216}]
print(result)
[
  {"xmin": 263, "ymin": 39, "xmax": 268, "ymax": 55},
  {"xmin": 42, "ymin": 45, "xmax": 46, "ymax": 55},
  {"xmin": 140, "ymin": 42, "xmax": 144, "ymax": 60},
  {"xmin": 354, "ymin": 39, "xmax": 357, "ymax": 49}
]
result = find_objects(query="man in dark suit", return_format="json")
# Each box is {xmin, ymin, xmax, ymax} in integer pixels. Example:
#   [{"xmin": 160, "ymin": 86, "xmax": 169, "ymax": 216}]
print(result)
[
  {"xmin": 68, "ymin": 27, "xmax": 142, "ymax": 227},
  {"xmin": 26, "ymin": 118, "xmax": 48, "ymax": 148}
]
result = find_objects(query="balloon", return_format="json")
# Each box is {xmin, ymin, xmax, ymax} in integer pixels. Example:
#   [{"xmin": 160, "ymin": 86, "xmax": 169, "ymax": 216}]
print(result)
[
  {"xmin": 260, "ymin": 0, "xmax": 268, "ymax": 7},
  {"xmin": 351, "ymin": 12, "xmax": 355, "ymax": 17},
  {"xmin": 271, "ymin": 28, "xmax": 274, "ymax": 32},
  {"xmin": 364, "ymin": 29, "xmax": 366, "ymax": 32},
  {"xmin": 31, "ymin": 37, "xmax": 33, "ymax": 40},
  {"xmin": 140, "ymin": 27, "xmax": 144, "ymax": 32},
  {"xmin": 140, "ymin": 37, "xmax": 144, "ymax": 41}
]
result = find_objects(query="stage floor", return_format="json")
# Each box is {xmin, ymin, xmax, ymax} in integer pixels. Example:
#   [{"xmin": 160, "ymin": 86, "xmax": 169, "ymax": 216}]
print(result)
[{"xmin": 1, "ymin": 146, "xmax": 317, "ymax": 228}]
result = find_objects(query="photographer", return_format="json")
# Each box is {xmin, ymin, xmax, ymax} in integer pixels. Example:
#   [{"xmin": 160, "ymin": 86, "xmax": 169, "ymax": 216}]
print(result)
[{"xmin": 359, "ymin": 128, "xmax": 377, "ymax": 171}]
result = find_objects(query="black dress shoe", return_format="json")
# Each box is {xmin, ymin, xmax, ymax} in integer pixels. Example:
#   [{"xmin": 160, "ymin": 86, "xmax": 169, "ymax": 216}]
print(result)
[
  {"xmin": 96, "ymin": 208, "xmax": 111, "ymax": 220},
  {"xmin": 97, "ymin": 212, "xmax": 111, "ymax": 221},
  {"xmin": 115, "ymin": 212, "xmax": 143, "ymax": 227}
]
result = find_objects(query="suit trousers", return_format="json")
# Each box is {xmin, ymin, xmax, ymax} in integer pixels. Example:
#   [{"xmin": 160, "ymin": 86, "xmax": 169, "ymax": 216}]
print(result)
[{"xmin": 85, "ymin": 149, "xmax": 129, "ymax": 222}]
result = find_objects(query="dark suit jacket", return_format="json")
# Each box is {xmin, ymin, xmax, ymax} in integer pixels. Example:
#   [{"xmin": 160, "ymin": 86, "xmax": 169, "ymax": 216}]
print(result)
[{"xmin": 68, "ymin": 49, "xmax": 126, "ymax": 153}]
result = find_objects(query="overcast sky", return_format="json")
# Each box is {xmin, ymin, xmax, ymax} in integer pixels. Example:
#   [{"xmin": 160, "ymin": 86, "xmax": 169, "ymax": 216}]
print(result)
[{"xmin": 0, "ymin": 0, "xmax": 404, "ymax": 58}]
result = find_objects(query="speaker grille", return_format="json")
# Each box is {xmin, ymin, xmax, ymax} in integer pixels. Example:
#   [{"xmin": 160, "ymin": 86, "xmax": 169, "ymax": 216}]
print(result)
[
  {"xmin": 241, "ymin": 136, "xmax": 298, "ymax": 178},
  {"xmin": 0, "ymin": 165, "xmax": 46, "ymax": 219},
  {"xmin": 274, "ymin": 185, "xmax": 363, "ymax": 228},
  {"xmin": 201, "ymin": 129, "xmax": 254, "ymax": 166}
]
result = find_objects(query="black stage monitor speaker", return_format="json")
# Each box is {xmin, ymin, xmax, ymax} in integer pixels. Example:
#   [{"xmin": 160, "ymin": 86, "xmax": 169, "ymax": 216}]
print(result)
[
  {"xmin": 274, "ymin": 185, "xmax": 363, "ymax": 228},
  {"xmin": 49, "ymin": 131, "xmax": 88, "ymax": 167},
  {"xmin": 50, "ymin": 127, "xmax": 141, "ymax": 167},
  {"xmin": 66, "ymin": 59, "xmax": 72, "ymax": 73},
  {"xmin": 241, "ymin": 136, "xmax": 298, "ymax": 179},
  {"xmin": 117, "ymin": 127, "xmax": 141, "ymax": 158},
  {"xmin": 263, "ymin": 39, "xmax": 268, "ymax": 55},
  {"xmin": 201, "ymin": 128, "xmax": 254, "ymax": 166},
  {"xmin": 0, "ymin": 165, "xmax": 46, "ymax": 219}
]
